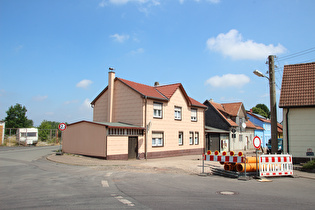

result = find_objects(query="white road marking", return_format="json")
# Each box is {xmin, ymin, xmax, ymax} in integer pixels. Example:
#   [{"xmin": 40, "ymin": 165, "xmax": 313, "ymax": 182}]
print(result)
[
  {"xmin": 101, "ymin": 180, "xmax": 109, "ymax": 187},
  {"xmin": 111, "ymin": 194, "xmax": 135, "ymax": 206},
  {"xmin": 105, "ymin": 172, "xmax": 112, "ymax": 177}
]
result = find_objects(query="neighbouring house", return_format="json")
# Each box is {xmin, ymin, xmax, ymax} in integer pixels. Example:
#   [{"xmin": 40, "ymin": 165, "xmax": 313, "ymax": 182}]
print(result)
[
  {"xmin": 0, "ymin": 121, "xmax": 5, "ymax": 145},
  {"xmin": 247, "ymin": 110, "xmax": 283, "ymax": 149},
  {"xmin": 279, "ymin": 62, "xmax": 315, "ymax": 163},
  {"xmin": 203, "ymin": 100, "xmax": 256, "ymax": 152},
  {"xmin": 63, "ymin": 70, "xmax": 206, "ymax": 160}
]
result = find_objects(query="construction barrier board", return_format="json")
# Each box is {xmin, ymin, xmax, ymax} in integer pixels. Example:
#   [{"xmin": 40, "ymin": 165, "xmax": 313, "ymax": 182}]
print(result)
[
  {"xmin": 204, "ymin": 155, "xmax": 245, "ymax": 163},
  {"xmin": 259, "ymin": 154, "xmax": 293, "ymax": 177}
]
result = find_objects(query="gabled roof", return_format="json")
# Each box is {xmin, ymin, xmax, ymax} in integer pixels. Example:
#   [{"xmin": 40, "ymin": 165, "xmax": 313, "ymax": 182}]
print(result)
[
  {"xmin": 247, "ymin": 111, "xmax": 283, "ymax": 133},
  {"xmin": 279, "ymin": 62, "xmax": 315, "ymax": 108},
  {"xmin": 221, "ymin": 102, "xmax": 243, "ymax": 116},
  {"xmin": 91, "ymin": 77, "xmax": 206, "ymax": 108},
  {"xmin": 246, "ymin": 111, "xmax": 270, "ymax": 123},
  {"xmin": 205, "ymin": 100, "xmax": 240, "ymax": 127}
]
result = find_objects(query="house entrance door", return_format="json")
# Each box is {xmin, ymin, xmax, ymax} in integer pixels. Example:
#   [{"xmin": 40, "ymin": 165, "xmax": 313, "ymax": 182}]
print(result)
[
  {"xmin": 208, "ymin": 134, "xmax": 220, "ymax": 152},
  {"xmin": 128, "ymin": 136, "xmax": 138, "ymax": 159}
]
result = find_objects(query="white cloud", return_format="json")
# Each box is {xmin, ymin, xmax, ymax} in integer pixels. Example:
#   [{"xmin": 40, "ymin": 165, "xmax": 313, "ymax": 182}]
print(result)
[
  {"xmin": 206, "ymin": 29, "xmax": 286, "ymax": 60},
  {"xmin": 207, "ymin": 0, "xmax": 220, "ymax": 4},
  {"xmin": 130, "ymin": 48, "xmax": 144, "ymax": 55},
  {"xmin": 76, "ymin": 79, "xmax": 93, "ymax": 89},
  {"xmin": 80, "ymin": 98, "xmax": 92, "ymax": 111},
  {"xmin": 32, "ymin": 95, "xmax": 48, "ymax": 102},
  {"xmin": 205, "ymin": 74, "xmax": 250, "ymax": 88},
  {"xmin": 110, "ymin": 34, "xmax": 130, "ymax": 43},
  {"xmin": 64, "ymin": 100, "xmax": 79, "ymax": 105}
]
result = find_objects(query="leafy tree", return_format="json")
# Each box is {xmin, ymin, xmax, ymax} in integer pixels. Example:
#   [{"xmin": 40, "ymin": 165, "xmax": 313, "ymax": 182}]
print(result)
[
  {"xmin": 38, "ymin": 120, "xmax": 64, "ymax": 141},
  {"xmin": 4, "ymin": 104, "xmax": 33, "ymax": 131},
  {"xmin": 252, "ymin": 104, "xmax": 270, "ymax": 119}
]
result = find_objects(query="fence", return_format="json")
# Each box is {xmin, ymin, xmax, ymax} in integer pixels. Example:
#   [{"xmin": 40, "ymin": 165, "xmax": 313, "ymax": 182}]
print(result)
[{"xmin": 3, "ymin": 128, "xmax": 60, "ymax": 146}]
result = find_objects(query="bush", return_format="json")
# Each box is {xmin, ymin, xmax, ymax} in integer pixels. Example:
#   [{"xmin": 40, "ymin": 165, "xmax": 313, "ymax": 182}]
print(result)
[{"xmin": 302, "ymin": 159, "xmax": 315, "ymax": 170}]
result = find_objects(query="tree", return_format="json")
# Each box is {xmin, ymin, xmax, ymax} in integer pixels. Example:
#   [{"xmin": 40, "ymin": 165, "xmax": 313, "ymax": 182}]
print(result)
[
  {"xmin": 38, "ymin": 120, "xmax": 63, "ymax": 141},
  {"xmin": 4, "ymin": 103, "xmax": 33, "ymax": 130},
  {"xmin": 252, "ymin": 104, "xmax": 270, "ymax": 119}
]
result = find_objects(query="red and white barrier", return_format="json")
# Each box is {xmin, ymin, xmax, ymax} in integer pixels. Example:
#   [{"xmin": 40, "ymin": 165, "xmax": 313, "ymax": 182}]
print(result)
[
  {"xmin": 259, "ymin": 154, "xmax": 293, "ymax": 177},
  {"xmin": 204, "ymin": 155, "xmax": 245, "ymax": 163}
]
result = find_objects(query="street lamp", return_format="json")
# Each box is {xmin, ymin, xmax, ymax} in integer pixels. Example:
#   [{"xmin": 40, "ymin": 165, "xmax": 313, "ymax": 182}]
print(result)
[{"xmin": 253, "ymin": 55, "xmax": 278, "ymax": 154}]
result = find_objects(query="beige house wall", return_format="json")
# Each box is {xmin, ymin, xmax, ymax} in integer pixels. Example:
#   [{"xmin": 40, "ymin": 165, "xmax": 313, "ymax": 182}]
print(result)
[
  {"xmin": 107, "ymin": 136, "xmax": 128, "ymax": 156},
  {"xmin": 93, "ymin": 91, "xmax": 109, "ymax": 122},
  {"xmin": 113, "ymin": 80, "xmax": 144, "ymax": 126},
  {"xmin": 107, "ymin": 135, "xmax": 145, "ymax": 158},
  {"xmin": 63, "ymin": 122, "xmax": 107, "ymax": 158},
  {"xmin": 145, "ymin": 88, "xmax": 204, "ymax": 157},
  {"xmin": 283, "ymin": 107, "xmax": 315, "ymax": 158}
]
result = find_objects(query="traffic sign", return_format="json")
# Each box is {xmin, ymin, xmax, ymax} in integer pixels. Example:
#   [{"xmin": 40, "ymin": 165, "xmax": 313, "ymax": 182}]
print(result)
[
  {"xmin": 253, "ymin": 136, "xmax": 261, "ymax": 149},
  {"xmin": 58, "ymin": 123, "xmax": 67, "ymax": 131}
]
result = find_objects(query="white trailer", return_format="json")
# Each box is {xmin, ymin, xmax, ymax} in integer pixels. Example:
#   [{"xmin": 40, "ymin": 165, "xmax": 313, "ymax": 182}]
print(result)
[{"xmin": 17, "ymin": 128, "xmax": 38, "ymax": 145}]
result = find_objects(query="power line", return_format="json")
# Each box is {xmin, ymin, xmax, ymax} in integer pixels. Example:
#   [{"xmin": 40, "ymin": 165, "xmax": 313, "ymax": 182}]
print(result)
[{"xmin": 277, "ymin": 47, "xmax": 315, "ymax": 61}]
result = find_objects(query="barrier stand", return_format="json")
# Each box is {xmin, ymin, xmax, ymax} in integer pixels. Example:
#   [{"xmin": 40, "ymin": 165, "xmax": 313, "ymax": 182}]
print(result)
[{"xmin": 204, "ymin": 150, "xmax": 248, "ymax": 180}]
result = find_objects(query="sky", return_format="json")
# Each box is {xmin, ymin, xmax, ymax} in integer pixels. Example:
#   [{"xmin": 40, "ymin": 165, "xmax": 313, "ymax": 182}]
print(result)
[{"xmin": 1, "ymin": 0, "xmax": 315, "ymax": 126}]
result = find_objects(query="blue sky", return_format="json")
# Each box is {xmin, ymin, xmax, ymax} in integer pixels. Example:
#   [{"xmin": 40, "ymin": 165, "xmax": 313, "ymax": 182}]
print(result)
[{"xmin": 1, "ymin": 0, "xmax": 314, "ymax": 126}]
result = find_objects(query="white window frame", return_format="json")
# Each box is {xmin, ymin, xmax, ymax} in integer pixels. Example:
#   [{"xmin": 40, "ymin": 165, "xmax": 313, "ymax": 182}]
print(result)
[
  {"xmin": 178, "ymin": 132, "xmax": 183, "ymax": 146},
  {"xmin": 194, "ymin": 132, "xmax": 199, "ymax": 145},
  {"xmin": 153, "ymin": 102, "xmax": 163, "ymax": 118},
  {"xmin": 191, "ymin": 108, "xmax": 197, "ymax": 121},
  {"xmin": 152, "ymin": 132, "xmax": 164, "ymax": 147},
  {"xmin": 174, "ymin": 106, "xmax": 182, "ymax": 120},
  {"xmin": 189, "ymin": 132, "xmax": 194, "ymax": 145}
]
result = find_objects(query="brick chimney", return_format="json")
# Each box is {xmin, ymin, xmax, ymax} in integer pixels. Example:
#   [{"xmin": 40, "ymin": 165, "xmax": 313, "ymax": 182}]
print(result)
[{"xmin": 108, "ymin": 68, "xmax": 115, "ymax": 122}]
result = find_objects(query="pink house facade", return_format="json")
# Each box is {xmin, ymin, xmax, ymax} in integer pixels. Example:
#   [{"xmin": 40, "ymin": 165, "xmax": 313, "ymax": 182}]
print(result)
[{"xmin": 63, "ymin": 70, "xmax": 206, "ymax": 160}]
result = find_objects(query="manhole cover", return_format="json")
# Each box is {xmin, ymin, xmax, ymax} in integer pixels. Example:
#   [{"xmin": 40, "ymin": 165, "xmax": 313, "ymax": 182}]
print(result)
[{"xmin": 216, "ymin": 191, "xmax": 239, "ymax": 195}]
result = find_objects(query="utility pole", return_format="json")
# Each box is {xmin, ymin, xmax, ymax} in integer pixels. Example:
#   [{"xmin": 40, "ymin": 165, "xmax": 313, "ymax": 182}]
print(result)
[{"xmin": 268, "ymin": 55, "xmax": 278, "ymax": 154}]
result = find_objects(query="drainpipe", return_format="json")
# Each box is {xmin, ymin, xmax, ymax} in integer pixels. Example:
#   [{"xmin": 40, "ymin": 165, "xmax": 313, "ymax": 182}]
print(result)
[
  {"xmin": 286, "ymin": 108, "xmax": 290, "ymax": 153},
  {"xmin": 144, "ymin": 96, "xmax": 148, "ymax": 159}
]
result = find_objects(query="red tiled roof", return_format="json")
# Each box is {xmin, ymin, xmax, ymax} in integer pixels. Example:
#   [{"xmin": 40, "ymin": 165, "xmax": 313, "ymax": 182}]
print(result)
[
  {"xmin": 279, "ymin": 62, "xmax": 315, "ymax": 108},
  {"xmin": 208, "ymin": 101, "xmax": 239, "ymax": 127},
  {"xmin": 155, "ymin": 83, "xmax": 181, "ymax": 99},
  {"xmin": 246, "ymin": 120, "xmax": 257, "ymax": 129},
  {"xmin": 92, "ymin": 77, "xmax": 206, "ymax": 108},
  {"xmin": 118, "ymin": 78, "xmax": 168, "ymax": 100},
  {"xmin": 221, "ymin": 102, "xmax": 243, "ymax": 116}
]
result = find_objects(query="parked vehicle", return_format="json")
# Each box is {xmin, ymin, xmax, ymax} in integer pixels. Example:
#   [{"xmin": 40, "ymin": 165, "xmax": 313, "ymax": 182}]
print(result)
[
  {"xmin": 266, "ymin": 138, "xmax": 283, "ymax": 154},
  {"xmin": 17, "ymin": 128, "xmax": 38, "ymax": 145}
]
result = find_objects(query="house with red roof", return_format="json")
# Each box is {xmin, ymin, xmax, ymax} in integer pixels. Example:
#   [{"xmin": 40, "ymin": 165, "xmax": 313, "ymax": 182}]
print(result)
[
  {"xmin": 63, "ymin": 70, "xmax": 206, "ymax": 160},
  {"xmin": 203, "ymin": 100, "xmax": 257, "ymax": 152},
  {"xmin": 279, "ymin": 62, "xmax": 315, "ymax": 163}
]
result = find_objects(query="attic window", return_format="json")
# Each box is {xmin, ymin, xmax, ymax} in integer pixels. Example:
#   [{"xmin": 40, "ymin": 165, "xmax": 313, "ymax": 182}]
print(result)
[
  {"xmin": 191, "ymin": 109, "xmax": 197, "ymax": 121},
  {"xmin": 174, "ymin": 106, "xmax": 182, "ymax": 120}
]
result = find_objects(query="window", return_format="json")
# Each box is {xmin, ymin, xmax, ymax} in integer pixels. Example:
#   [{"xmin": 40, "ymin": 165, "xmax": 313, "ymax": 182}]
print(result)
[
  {"xmin": 178, "ymin": 132, "xmax": 183, "ymax": 145},
  {"xmin": 194, "ymin": 132, "xmax": 199, "ymax": 145},
  {"xmin": 191, "ymin": 109, "xmax": 197, "ymax": 121},
  {"xmin": 189, "ymin": 132, "xmax": 194, "ymax": 145},
  {"xmin": 153, "ymin": 102, "xmax": 163, "ymax": 118},
  {"xmin": 152, "ymin": 132, "xmax": 163, "ymax": 147},
  {"xmin": 174, "ymin": 106, "xmax": 182, "ymax": 120}
]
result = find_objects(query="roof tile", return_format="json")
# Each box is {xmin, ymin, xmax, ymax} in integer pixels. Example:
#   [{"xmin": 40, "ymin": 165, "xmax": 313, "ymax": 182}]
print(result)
[{"xmin": 279, "ymin": 62, "xmax": 315, "ymax": 107}]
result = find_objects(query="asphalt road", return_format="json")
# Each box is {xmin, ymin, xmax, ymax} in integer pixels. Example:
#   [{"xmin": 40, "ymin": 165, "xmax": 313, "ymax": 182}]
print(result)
[{"xmin": 0, "ymin": 146, "xmax": 314, "ymax": 210}]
